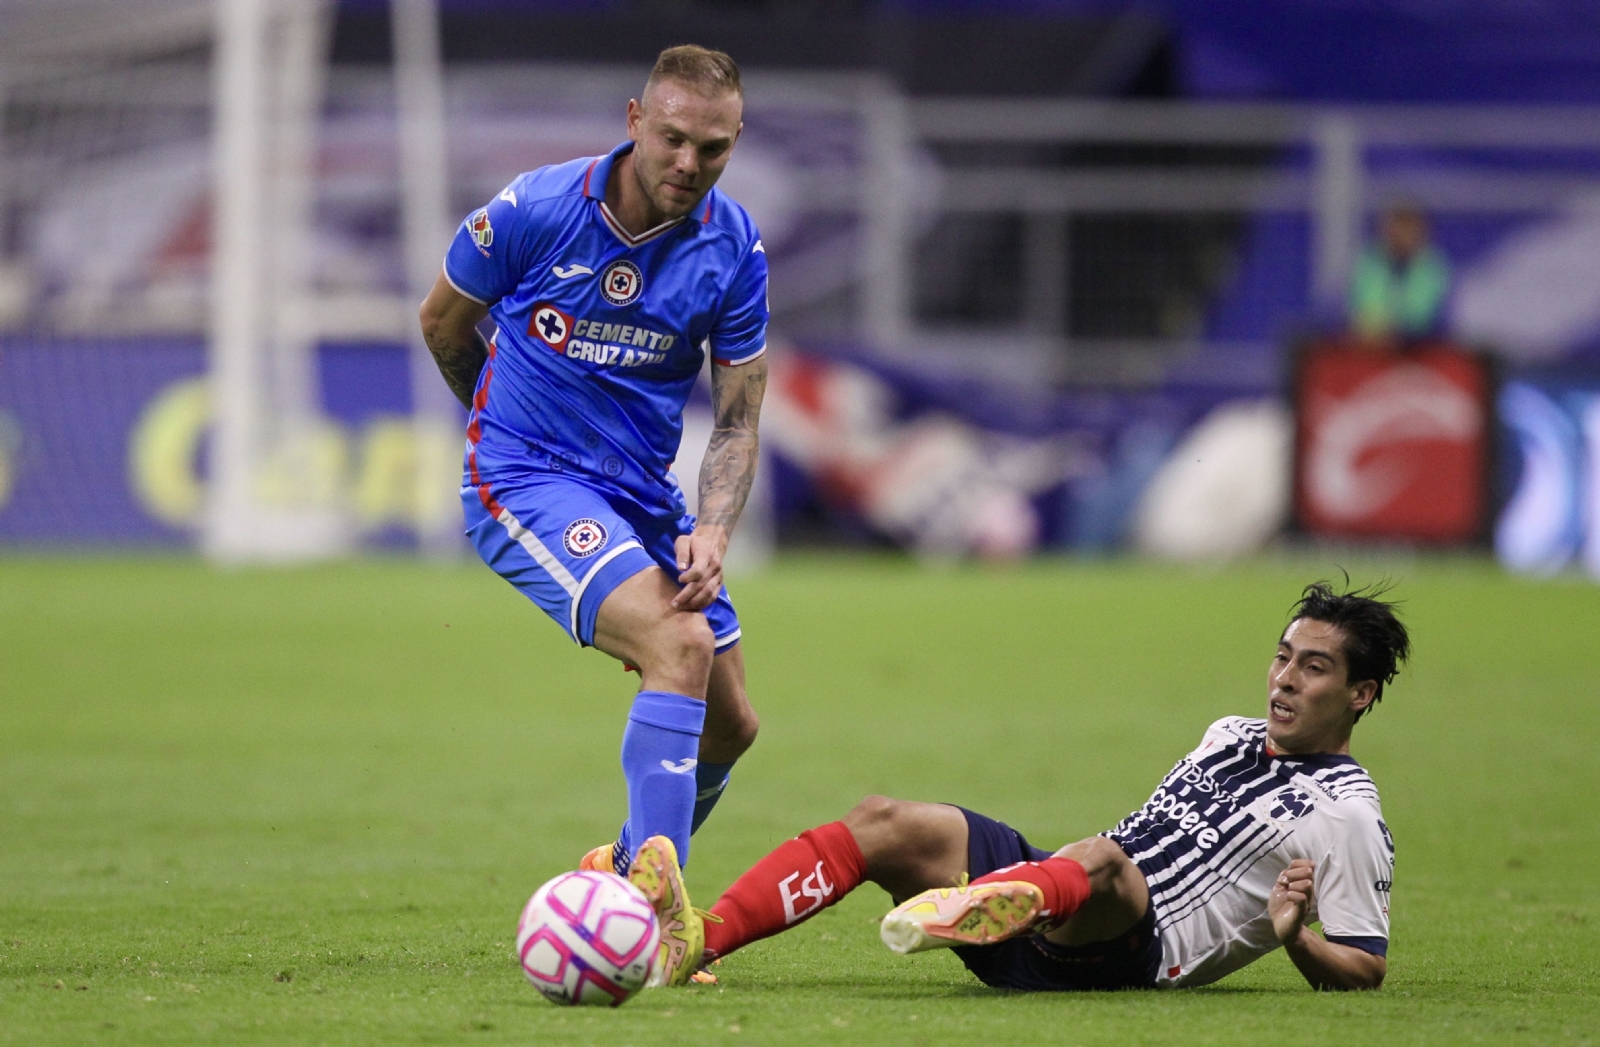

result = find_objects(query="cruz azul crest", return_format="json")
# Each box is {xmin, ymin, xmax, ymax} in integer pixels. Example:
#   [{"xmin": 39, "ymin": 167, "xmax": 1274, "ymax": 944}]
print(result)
[
  {"xmin": 563, "ymin": 518, "xmax": 608, "ymax": 558},
  {"xmin": 600, "ymin": 260, "xmax": 643, "ymax": 307},
  {"xmin": 529, "ymin": 304, "xmax": 574, "ymax": 352}
]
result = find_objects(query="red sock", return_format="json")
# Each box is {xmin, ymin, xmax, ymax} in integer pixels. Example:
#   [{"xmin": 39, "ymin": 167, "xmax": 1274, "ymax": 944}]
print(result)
[
  {"xmin": 972, "ymin": 856, "xmax": 1091, "ymax": 929},
  {"xmin": 703, "ymin": 821, "xmax": 867, "ymax": 959}
]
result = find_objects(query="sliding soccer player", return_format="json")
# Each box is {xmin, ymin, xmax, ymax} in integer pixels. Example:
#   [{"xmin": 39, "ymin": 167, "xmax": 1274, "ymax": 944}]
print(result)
[
  {"xmin": 418, "ymin": 45, "xmax": 766, "ymax": 986},
  {"xmin": 697, "ymin": 583, "xmax": 1406, "ymax": 991}
]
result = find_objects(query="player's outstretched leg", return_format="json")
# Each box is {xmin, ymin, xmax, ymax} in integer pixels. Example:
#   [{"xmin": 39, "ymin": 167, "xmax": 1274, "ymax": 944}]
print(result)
[
  {"xmin": 700, "ymin": 795, "xmax": 964, "ymax": 961},
  {"xmin": 701, "ymin": 820, "xmax": 868, "ymax": 960}
]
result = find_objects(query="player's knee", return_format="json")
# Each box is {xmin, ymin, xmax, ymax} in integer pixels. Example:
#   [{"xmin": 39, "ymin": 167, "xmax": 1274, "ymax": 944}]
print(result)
[
  {"xmin": 844, "ymin": 795, "xmax": 918, "ymax": 850},
  {"xmin": 650, "ymin": 612, "xmax": 715, "ymax": 676},
  {"xmin": 1061, "ymin": 835, "xmax": 1136, "ymax": 891},
  {"xmin": 726, "ymin": 703, "xmax": 759, "ymax": 752}
]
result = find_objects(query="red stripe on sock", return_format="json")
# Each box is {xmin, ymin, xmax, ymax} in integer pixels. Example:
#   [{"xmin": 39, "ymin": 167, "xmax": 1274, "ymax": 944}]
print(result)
[
  {"xmin": 972, "ymin": 856, "xmax": 1091, "ymax": 927},
  {"xmin": 703, "ymin": 821, "xmax": 866, "ymax": 960}
]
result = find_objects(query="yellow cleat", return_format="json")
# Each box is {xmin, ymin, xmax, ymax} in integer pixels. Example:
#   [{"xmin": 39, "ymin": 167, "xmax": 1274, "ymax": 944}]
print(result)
[
  {"xmin": 879, "ymin": 879, "xmax": 1045, "ymax": 955},
  {"xmin": 577, "ymin": 843, "xmax": 616, "ymax": 875},
  {"xmin": 626, "ymin": 835, "xmax": 706, "ymax": 987}
]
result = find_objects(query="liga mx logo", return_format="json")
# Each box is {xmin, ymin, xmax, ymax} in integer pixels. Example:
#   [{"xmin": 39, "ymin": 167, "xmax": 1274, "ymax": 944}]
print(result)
[
  {"xmin": 600, "ymin": 260, "xmax": 643, "ymax": 307},
  {"xmin": 469, "ymin": 208, "xmax": 493, "ymax": 250},
  {"xmin": 529, "ymin": 303, "xmax": 574, "ymax": 352},
  {"xmin": 563, "ymin": 518, "xmax": 608, "ymax": 558}
]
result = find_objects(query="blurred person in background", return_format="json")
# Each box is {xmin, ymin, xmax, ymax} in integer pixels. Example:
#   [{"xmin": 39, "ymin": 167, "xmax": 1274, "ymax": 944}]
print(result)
[
  {"xmin": 418, "ymin": 44, "xmax": 768, "ymax": 988},
  {"xmin": 1349, "ymin": 202, "xmax": 1452, "ymax": 345}
]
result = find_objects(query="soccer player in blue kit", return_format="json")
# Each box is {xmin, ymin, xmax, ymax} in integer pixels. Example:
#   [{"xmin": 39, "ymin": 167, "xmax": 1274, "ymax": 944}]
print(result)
[{"xmin": 418, "ymin": 45, "xmax": 766, "ymax": 985}]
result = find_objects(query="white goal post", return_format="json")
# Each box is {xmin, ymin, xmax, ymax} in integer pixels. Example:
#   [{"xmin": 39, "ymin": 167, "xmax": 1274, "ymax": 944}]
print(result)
[{"xmin": 206, "ymin": 0, "xmax": 349, "ymax": 562}]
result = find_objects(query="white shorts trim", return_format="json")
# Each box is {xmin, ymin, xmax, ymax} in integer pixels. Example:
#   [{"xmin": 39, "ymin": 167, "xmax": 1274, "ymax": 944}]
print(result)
[
  {"xmin": 568, "ymin": 539, "xmax": 646, "ymax": 641},
  {"xmin": 494, "ymin": 507, "xmax": 577, "ymax": 594},
  {"xmin": 713, "ymin": 627, "xmax": 742, "ymax": 650}
]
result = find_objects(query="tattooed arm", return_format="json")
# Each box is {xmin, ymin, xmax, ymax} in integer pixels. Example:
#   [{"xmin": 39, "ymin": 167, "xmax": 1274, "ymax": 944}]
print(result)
[
  {"xmin": 419, "ymin": 270, "xmax": 492, "ymax": 410},
  {"xmin": 672, "ymin": 353, "xmax": 768, "ymax": 612}
]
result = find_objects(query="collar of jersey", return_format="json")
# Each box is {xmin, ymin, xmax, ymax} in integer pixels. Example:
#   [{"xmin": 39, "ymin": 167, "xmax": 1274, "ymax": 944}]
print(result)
[
  {"xmin": 583, "ymin": 140, "xmax": 701, "ymax": 247},
  {"xmin": 1264, "ymin": 746, "xmax": 1361, "ymax": 768}
]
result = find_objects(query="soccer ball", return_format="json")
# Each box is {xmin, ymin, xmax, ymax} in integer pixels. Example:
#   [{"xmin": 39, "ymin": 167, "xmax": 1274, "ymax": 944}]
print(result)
[{"xmin": 516, "ymin": 870, "xmax": 661, "ymax": 1007}]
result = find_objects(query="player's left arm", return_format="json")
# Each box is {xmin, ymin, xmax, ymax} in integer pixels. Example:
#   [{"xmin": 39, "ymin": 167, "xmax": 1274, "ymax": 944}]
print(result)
[
  {"xmin": 674, "ymin": 353, "xmax": 767, "ymax": 612},
  {"xmin": 1270, "ymin": 859, "xmax": 1387, "ymax": 990},
  {"xmin": 419, "ymin": 271, "xmax": 491, "ymax": 410}
]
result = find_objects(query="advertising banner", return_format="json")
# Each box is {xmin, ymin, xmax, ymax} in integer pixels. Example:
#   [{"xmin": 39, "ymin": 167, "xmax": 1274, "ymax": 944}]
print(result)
[
  {"xmin": 0, "ymin": 339, "xmax": 1263, "ymax": 556},
  {"xmin": 0, "ymin": 339, "xmax": 457, "ymax": 547},
  {"xmin": 1494, "ymin": 368, "xmax": 1600, "ymax": 578},
  {"xmin": 1293, "ymin": 340, "xmax": 1494, "ymax": 544}
]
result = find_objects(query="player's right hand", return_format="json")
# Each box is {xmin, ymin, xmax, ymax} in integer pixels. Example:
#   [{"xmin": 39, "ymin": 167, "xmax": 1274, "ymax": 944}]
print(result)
[
  {"xmin": 1268, "ymin": 859, "xmax": 1316, "ymax": 945},
  {"xmin": 672, "ymin": 528, "xmax": 727, "ymax": 613}
]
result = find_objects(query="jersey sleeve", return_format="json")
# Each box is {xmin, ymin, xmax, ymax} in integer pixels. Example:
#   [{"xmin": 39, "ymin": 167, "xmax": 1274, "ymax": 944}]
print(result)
[
  {"xmin": 1313, "ymin": 802, "xmax": 1394, "ymax": 956},
  {"xmin": 442, "ymin": 180, "xmax": 540, "ymax": 306},
  {"xmin": 709, "ymin": 237, "xmax": 769, "ymax": 366}
]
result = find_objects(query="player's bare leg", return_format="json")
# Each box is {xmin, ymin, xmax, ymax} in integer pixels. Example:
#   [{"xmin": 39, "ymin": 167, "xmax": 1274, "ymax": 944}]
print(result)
[
  {"xmin": 843, "ymin": 796, "xmax": 970, "ymax": 902},
  {"xmin": 592, "ymin": 567, "xmax": 715, "ymax": 698},
  {"xmin": 675, "ymin": 644, "xmax": 759, "ymax": 849},
  {"xmin": 1038, "ymin": 836, "xmax": 1148, "ymax": 946},
  {"xmin": 702, "ymin": 644, "xmax": 758, "ymax": 763}
]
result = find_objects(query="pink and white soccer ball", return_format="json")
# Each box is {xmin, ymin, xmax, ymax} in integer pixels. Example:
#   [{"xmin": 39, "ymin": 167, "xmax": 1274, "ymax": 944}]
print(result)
[{"xmin": 516, "ymin": 870, "xmax": 660, "ymax": 1007}]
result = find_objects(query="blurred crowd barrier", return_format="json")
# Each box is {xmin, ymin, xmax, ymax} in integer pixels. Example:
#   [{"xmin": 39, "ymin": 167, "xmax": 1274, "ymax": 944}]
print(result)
[{"xmin": 3, "ymin": 336, "xmax": 1593, "ymax": 579}]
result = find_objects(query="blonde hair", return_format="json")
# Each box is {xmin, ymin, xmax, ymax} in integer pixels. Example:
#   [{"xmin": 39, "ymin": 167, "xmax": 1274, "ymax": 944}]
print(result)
[{"xmin": 645, "ymin": 44, "xmax": 742, "ymax": 99}]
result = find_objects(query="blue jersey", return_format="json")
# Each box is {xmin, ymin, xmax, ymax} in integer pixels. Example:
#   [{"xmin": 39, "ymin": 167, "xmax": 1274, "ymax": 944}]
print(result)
[{"xmin": 444, "ymin": 141, "xmax": 769, "ymax": 516}]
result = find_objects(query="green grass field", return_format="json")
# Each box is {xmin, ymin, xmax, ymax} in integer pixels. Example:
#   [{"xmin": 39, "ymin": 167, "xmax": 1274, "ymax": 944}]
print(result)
[{"xmin": 3, "ymin": 554, "xmax": 1597, "ymax": 1046}]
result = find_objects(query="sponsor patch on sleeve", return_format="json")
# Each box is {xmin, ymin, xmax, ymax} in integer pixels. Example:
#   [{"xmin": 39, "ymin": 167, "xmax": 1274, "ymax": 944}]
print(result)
[{"xmin": 469, "ymin": 208, "xmax": 493, "ymax": 252}]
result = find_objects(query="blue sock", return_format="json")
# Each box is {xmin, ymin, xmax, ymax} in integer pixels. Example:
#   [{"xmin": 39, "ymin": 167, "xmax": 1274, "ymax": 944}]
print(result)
[
  {"xmin": 615, "ymin": 691, "xmax": 705, "ymax": 868},
  {"xmin": 690, "ymin": 760, "xmax": 736, "ymax": 835}
]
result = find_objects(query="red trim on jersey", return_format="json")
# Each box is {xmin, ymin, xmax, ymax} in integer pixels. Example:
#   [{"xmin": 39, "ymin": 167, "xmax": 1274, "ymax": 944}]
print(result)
[
  {"xmin": 581, "ymin": 157, "xmax": 600, "ymax": 198},
  {"xmin": 466, "ymin": 336, "xmax": 503, "ymax": 516},
  {"xmin": 702, "ymin": 197, "xmax": 713, "ymax": 223}
]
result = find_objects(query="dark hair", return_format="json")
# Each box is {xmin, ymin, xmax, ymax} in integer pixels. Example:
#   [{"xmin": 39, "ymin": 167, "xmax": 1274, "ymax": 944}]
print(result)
[
  {"xmin": 646, "ymin": 44, "xmax": 742, "ymax": 99},
  {"xmin": 1290, "ymin": 580, "xmax": 1411, "ymax": 721}
]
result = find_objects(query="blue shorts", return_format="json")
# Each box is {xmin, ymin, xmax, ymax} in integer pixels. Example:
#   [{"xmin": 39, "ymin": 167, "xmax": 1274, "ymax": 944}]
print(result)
[
  {"xmin": 463, "ymin": 474, "xmax": 742, "ymax": 650},
  {"xmin": 952, "ymin": 807, "xmax": 1161, "ymax": 992}
]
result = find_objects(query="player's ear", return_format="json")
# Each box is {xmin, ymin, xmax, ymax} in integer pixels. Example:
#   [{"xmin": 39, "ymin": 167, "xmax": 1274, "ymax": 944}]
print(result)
[
  {"xmin": 627, "ymin": 98, "xmax": 644, "ymax": 140},
  {"xmin": 1348, "ymin": 679, "xmax": 1378, "ymax": 716}
]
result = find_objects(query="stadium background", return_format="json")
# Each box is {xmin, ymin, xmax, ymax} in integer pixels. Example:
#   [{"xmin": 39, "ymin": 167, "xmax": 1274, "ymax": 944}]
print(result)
[{"xmin": 2, "ymin": 1, "xmax": 1598, "ymax": 1044}]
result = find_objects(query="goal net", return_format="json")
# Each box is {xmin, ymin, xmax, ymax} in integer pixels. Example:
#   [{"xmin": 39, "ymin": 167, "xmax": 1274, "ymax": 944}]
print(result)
[{"xmin": 0, "ymin": 0, "xmax": 463, "ymax": 560}]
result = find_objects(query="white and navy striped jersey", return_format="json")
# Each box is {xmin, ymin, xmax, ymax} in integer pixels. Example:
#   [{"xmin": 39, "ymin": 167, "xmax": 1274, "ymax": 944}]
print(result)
[{"xmin": 1106, "ymin": 716, "xmax": 1394, "ymax": 988}]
